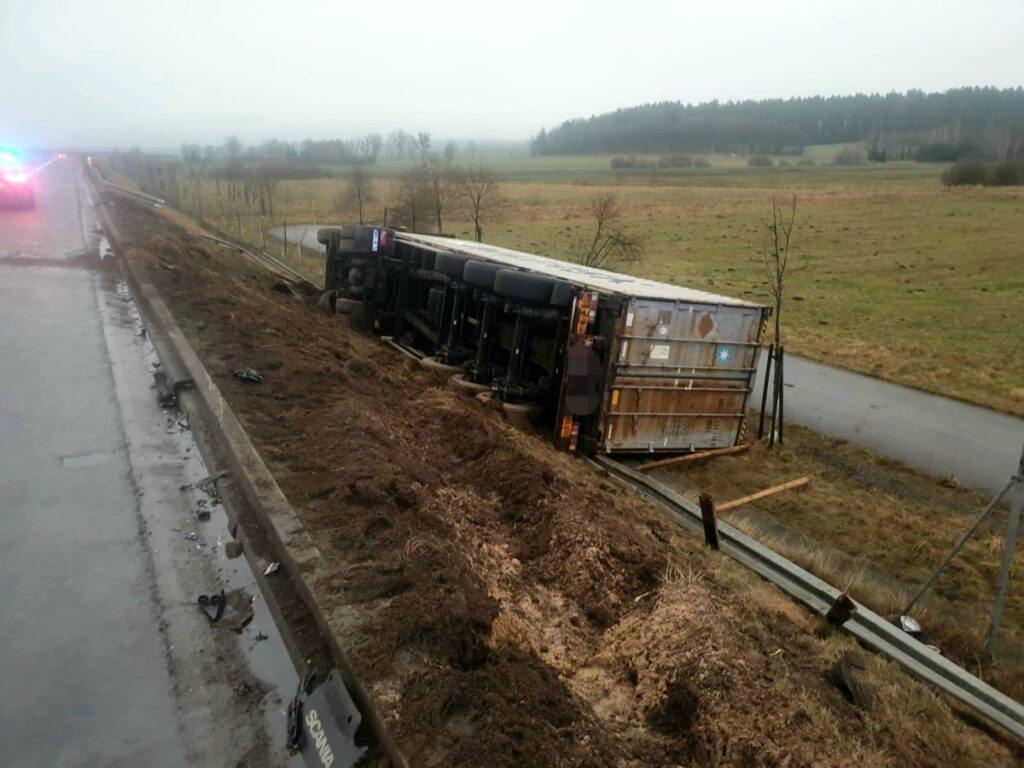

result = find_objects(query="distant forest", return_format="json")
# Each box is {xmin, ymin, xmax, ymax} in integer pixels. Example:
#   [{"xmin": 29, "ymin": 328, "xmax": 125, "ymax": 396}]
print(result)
[{"xmin": 530, "ymin": 88, "xmax": 1024, "ymax": 159}]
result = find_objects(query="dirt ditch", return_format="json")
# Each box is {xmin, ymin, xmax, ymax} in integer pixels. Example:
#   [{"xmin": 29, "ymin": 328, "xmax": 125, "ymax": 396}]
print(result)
[{"xmin": 110, "ymin": 198, "xmax": 1021, "ymax": 767}]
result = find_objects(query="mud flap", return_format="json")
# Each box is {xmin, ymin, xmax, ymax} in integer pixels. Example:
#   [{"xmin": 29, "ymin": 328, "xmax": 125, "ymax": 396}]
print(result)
[{"xmin": 290, "ymin": 670, "xmax": 364, "ymax": 768}]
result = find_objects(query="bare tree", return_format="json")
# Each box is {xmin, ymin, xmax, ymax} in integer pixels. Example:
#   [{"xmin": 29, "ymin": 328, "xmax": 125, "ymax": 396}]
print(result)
[
  {"xmin": 392, "ymin": 167, "xmax": 430, "ymax": 232},
  {"xmin": 759, "ymin": 193, "xmax": 801, "ymax": 447},
  {"xmin": 415, "ymin": 132, "xmax": 432, "ymax": 158},
  {"xmin": 762, "ymin": 194, "xmax": 798, "ymax": 348},
  {"xmin": 344, "ymin": 167, "xmax": 374, "ymax": 224},
  {"xmin": 444, "ymin": 140, "xmax": 457, "ymax": 163},
  {"xmin": 423, "ymin": 155, "xmax": 454, "ymax": 234},
  {"xmin": 459, "ymin": 165, "xmax": 503, "ymax": 241},
  {"xmin": 223, "ymin": 135, "xmax": 242, "ymax": 162},
  {"xmin": 569, "ymin": 194, "xmax": 644, "ymax": 268}
]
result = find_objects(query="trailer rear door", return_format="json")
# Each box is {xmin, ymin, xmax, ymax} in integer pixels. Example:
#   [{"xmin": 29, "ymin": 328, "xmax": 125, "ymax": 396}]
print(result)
[{"xmin": 600, "ymin": 298, "xmax": 766, "ymax": 453}]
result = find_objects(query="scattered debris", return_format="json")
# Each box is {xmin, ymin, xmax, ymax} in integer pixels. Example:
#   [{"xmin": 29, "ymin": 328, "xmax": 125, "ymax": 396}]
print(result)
[
  {"xmin": 198, "ymin": 590, "xmax": 226, "ymax": 623},
  {"xmin": 829, "ymin": 650, "xmax": 876, "ymax": 711},
  {"xmin": 153, "ymin": 370, "xmax": 177, "ymax": 408},
  {"xmin": 716, "ymin": 476, "xmax": 811, "ymax": 514},
  {"xmin": 233, "ymin": 367, "xmax": 263, "ymax": 384},
  {"xmin": 272, "ymin": 280, "xmax": 302, "ymax": 299},
  {"xmin": 185, "ymin": 531, "xmax": 199, "ymax": 541},
  {"xmin": 898, "ymin": 615, "xmax": 922, "ymax": 635},
  {"xmin": 159, "ymin": 260, "xmax": 178, "ymax": 271},
  {"xmin": 195, "ymin": 502, "xmax": 211, "ymax": 522},
  {"xmin": 218, "ymin": 590, "xmax": 255, "ymax": 632},
  {"xmin": 285, "ymin": 672, "xmax": 314, "ymax": 753},
  {"xmin": 225, "ymin": 541, "xmax": 243, "ymax": 559},
  {"xmin": 264, "ymin": 562, "xmax": 280, "ymax": 576},
  {"xmin": 255, "ymin": 631, "xmax": 269, "ymax": 642},
  {"xmin": 195, "ymin": 471, "xmax": 227, "ymax": 500}
]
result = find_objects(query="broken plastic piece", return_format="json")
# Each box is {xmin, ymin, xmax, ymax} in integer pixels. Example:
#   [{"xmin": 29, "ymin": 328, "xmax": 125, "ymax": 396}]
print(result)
[
  {"xmin": 264, "ymin": 562, "xmax": 280, "ymax": 576},
  {"xmin": 233, "ymin": 368, "xmax": 264, "ymax": 383},
  {"xmin": 898, "ymin": 615, "xmax": 921, "ymax": 635}
]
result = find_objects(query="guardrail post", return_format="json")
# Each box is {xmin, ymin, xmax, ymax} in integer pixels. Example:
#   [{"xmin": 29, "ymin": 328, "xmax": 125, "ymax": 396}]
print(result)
[{"xmin": 698, "ymin": 492, "xmax": 720, "ymax": 550}]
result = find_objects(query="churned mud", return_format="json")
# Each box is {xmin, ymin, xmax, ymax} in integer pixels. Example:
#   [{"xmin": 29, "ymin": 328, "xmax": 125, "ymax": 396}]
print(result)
[{"xmin": 110, "ymin": 198, "xmax": 1021, "ymax": 767}]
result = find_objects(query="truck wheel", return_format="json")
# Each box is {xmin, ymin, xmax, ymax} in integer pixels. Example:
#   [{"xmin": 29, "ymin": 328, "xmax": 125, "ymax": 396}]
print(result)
[
  {"xmin": 549, "ymin": 280, "xmax": 575, "ymax": 308},
  {"xmin": 336, "ymin": 297, "xmax": 360, "ymax": 315},
  {"xmin": 420, "ymin": 356, "xmax": 462, "ymax": 374},
  {"xmin": 502, "ymin": 401, "xmax": 542, "ymax": 428},
  {"xmin": 493, "ymin": 269, "xmax": 555, "ymax": 304},
  {"xmin": 462, "ymin": 260, "xmax": 502, "ymax": 290},
  {"xmin": 448, "ymin": 374, "xmax": 490, "ymax": 396},
  {"xmin": 317, "ymin": 289, "xmax": 338, "ymax": 313},
  {"xmin": 434, "ymin": 252, "xmax": 469, "ymax": 278}
]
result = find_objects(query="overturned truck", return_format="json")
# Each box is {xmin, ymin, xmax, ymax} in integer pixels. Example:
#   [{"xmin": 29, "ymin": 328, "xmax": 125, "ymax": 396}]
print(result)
[{"xmin": 318, "ymin": 226, "xmax": 769, "ymax": 455}]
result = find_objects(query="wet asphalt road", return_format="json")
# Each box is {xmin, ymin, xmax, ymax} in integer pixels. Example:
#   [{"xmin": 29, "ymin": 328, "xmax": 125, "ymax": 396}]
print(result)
[
  {"xmin": 0, "ymin": 161, "xmax": 190, "ymax": 765},
  {"xmin": 273, "ymin": 224, "xmax": 1023, "ymax": 493},
  {"xmin": 0, "ymin": 161, "xmax": 300, "ymax": 766}
]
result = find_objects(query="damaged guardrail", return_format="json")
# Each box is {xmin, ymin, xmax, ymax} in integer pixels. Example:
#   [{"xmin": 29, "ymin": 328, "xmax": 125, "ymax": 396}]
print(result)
[{"xmin": 593, "ymin": 455, "xmax": 1024, "ymax": 742}]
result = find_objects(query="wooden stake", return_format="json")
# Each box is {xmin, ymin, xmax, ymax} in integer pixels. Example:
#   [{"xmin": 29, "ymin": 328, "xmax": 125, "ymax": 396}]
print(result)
[
  {"xmin": 637, "ymin": 444, "xmax": 749, "ymax": 472},
  {"xmin": 715, "ymin": 476, "xmax": 809, "ymax": 513},
  {"xmin": 698, "ymin": 493, "xmax": 720, "ymax": 550}
]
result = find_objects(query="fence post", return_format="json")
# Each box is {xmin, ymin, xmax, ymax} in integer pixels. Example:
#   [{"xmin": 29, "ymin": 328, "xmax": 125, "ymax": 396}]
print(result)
[
  {"xmin": 758, "ymin": 344, "xmax": 774, "ymax": 440},
  {"xmin": 698, "ymin": 493, "xmax": 720, "ymax": 550}
]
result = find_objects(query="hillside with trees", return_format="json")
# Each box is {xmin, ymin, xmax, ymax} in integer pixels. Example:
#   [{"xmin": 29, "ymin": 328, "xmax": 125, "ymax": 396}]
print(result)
[{"xmin": 531, "ymin": 88, "xmax": 1024, "ymax": 159}]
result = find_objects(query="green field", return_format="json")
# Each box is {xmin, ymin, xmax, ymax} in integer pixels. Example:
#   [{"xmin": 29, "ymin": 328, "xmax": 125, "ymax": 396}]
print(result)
[{"xmin": 172, "ymin": 151, "xmax": 1024, "ymax": 415}]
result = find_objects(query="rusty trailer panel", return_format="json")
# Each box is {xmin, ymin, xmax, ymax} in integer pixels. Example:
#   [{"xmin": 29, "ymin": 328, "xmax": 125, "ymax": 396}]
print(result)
[{"xmin": 600, "ymin": 298, "xmax": 766, "ymax": 453}]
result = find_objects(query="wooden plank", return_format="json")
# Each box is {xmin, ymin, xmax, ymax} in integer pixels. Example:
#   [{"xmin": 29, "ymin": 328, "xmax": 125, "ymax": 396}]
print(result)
[
  {"xmin": 716, "ymin": 476, "xmax": 810, "ymax": 513},
  {"xmin": 637, "ymin": 444, "xmax": 750, "ymax": 472}
]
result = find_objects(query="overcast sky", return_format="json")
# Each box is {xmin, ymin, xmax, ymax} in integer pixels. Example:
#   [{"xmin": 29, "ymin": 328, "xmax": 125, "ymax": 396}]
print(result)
[{"xmin": 2, "ymin": 0, "xmax": 1021, "ymax": 149}]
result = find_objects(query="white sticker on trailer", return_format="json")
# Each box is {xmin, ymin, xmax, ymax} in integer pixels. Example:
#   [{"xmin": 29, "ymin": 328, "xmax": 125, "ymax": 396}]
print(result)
[
  {"xmin": 625, "ymin": 312, "xmax": 634, "ymax": 328},
  {"xmin": 649, "ymin": 344, "xmax": 671, "ymax": 360},
  {"xmin": 372, "ymin": 229, "xmax": 380, "ymax": 252}
]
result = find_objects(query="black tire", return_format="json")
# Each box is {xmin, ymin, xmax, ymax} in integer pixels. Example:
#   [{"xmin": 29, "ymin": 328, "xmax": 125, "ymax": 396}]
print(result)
[
  {"xmin": 336, "ymin": 297, "xmax": 360, "ymax": 315},
  {"xmin": 419, "ymin": 356, "xmax": 462, "ymax": 374},
  {"xmin": 434, "ymin": 252, "xmax": 469, "ymax": 278},
  {"xmin": 493, "ymin": 269, "xmax": 555, "ymax": 304},
  {"xmin": 549, "ymin": 280, "xmax": 574, "ymax": 308},
  {"xmin": 316, "ymin": 289, "xmax": 337, "ymax": 313},
  {"xmin": 448, "ymin": 374, "xmax": 491, "ymax": 396},
  {"xmin": 502, "ymin": 401, "xmax": 543, "ymax": 428},
  {"xmin": 462, "ymin": 260, "xmax": 503, "ymax": 290}
]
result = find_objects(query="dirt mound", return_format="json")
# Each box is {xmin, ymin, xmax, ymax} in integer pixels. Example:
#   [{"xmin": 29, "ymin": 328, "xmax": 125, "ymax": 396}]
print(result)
[{"xmin": 110, "ymin": 199, "xmax": 1021, "ymax": 767}]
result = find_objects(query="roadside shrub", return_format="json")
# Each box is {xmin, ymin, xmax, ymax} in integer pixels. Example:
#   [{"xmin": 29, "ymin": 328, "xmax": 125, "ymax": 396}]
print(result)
[
  {"xmin": 748, "ymin": 154, "xmax": 774, "ymax": 167},
  {"xmin": 991, "ymin": 159, "xmax": 1024, "ymax": 186},
  {"xmin": 693, "ymin": 157, "xmax": 711, "ymax": 168},
  {"xmin": 942, "ymin": 158, "xmax": 1024, "ymax": 186},
  {"xmin": 941, "ymin": 160, "xmax": 990, "ymax": 186},
  {"xmin": 796, "ymin": 157, "xmax": 816, "ymax": 166},
  {"xmin": 777, "ymin": 159, "xmax": 791, "ymax": 167},
  {"xmin": 867, "ymin": 147, "xmax": 888, "ymax": 162},
  {"xmin": 658, "ymin": 154, "xmax": 693, "ymax": 168},
  {"xmin": 832, "ymin": 147, "xmax": 866, "ymax": 165},
  {"xmin": 610, "ymin": 155, "xmax": 656, "ymax": 170}
]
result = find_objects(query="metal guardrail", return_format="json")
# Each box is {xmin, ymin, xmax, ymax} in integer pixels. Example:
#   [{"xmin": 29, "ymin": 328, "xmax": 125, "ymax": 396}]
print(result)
[
  {"xmin": 89, "ymin": 164, "xmax": 314, "ymax": 289},
  {"xmin": 592, "ymin": 455, "xmax": 1024, "ymax": 741}
]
